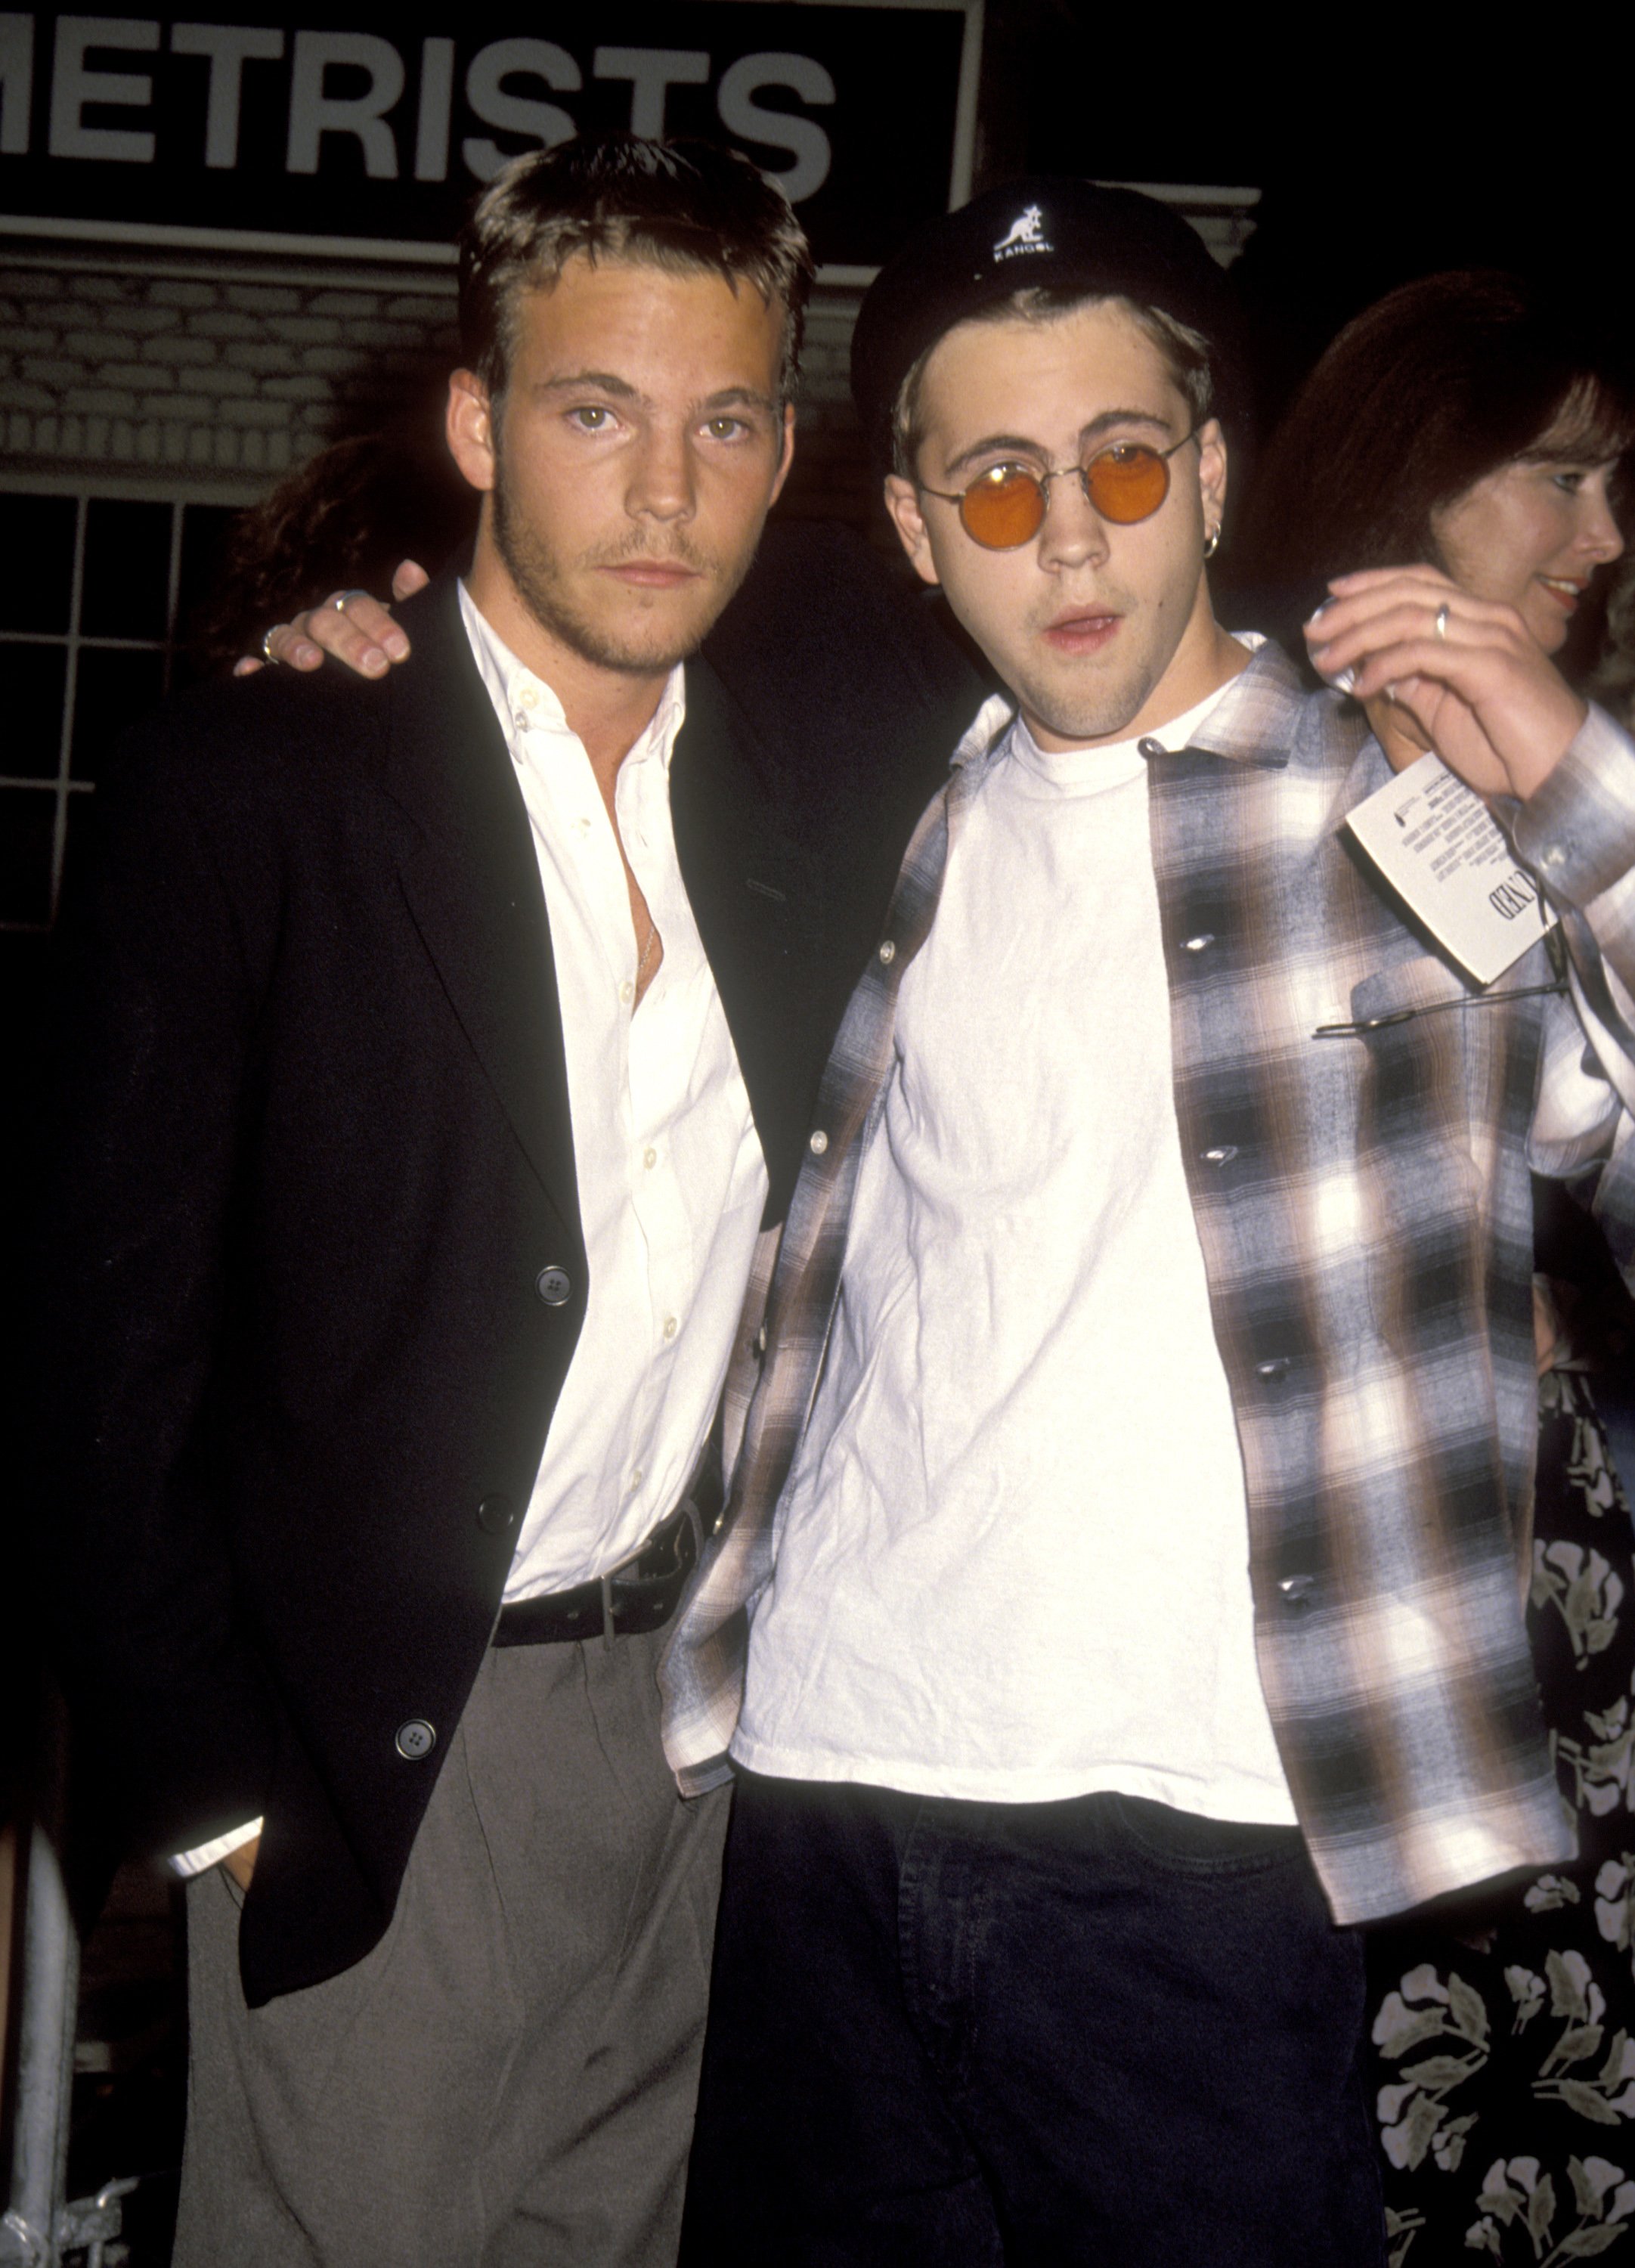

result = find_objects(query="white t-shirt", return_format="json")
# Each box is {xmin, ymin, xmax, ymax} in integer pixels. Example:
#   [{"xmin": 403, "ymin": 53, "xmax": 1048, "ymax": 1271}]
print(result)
[{"xmin": 733, "ymin": 662, "xmax": 1296, "ymax": 1826}]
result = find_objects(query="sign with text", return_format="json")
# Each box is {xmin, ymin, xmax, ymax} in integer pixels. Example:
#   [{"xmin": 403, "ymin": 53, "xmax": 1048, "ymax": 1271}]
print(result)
[{"xmin": 0, "ymin": 5, "xmax": 978, "ymax": 270}]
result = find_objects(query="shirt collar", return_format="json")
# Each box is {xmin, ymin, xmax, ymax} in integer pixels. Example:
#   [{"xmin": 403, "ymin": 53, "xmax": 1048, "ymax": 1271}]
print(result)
[
  {"xmin": 457, "ymin": 578, "xmax": 688, "ymax": 772},
  {"xmin": 1181, "ymin": 636, "xmax": 1318, "ymax": 769}
]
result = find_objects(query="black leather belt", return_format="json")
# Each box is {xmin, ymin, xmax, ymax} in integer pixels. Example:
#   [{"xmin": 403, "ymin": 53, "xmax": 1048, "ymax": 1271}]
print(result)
[{"xmin": 493, "ymin": 1501, "xmax": 701, "ymax": 1648}]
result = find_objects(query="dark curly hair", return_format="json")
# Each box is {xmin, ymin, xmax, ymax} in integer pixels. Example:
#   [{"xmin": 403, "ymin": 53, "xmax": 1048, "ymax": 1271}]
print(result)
[{"xmin": 182, "ymin": 430, "xmax": 477, "ymax": 677}]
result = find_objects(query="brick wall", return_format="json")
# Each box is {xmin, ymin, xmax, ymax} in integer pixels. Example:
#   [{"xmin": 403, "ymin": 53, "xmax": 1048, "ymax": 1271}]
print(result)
[
  {"xmin": 0, "ymin": 240, "xmax": 871, "ymax": 515},
  {"xmin": 0, "ymin": 246, "xmax": 461, "ymax": 488}
]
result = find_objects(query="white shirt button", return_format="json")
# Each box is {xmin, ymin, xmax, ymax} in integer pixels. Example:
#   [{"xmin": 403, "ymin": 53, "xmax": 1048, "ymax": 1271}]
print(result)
[
  {"xmin": 643, "ymin": 1146, "xmax": 658, "ymax": 1170},
  {"xmin": 809, "ymin": 1129, "xmax": 828, "ymax": 1155},
  {"xmin": 663, "ymin": 1316, "xmax": 678, "ymax": 1341},
  {"xmin": 519, "ymin": 683, "xmax": 539, "ymax": 709},
  {"xmin": 620, "ymin": 980, "xmax": 635, "ymax": 1004},
  {"xmin": 629, "ymin": 1468, "xmax": 643, "ymax": 1492}
]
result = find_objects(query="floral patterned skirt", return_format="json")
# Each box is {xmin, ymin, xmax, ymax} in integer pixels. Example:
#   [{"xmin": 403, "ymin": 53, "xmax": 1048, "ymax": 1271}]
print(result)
[{"xmin": 1369, "ymin": 1370, "xmax": 1635, "ymax": 2266}]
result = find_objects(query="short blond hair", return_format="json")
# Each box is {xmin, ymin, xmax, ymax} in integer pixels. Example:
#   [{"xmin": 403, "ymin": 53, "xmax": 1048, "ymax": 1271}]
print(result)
[{"xmin": 460, "ymin": 134, "xmax": 815, "ymax": 408}]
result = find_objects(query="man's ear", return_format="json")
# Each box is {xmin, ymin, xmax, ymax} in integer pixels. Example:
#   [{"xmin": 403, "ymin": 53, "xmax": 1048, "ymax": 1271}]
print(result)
[
  {"xmin": 447, "ymin": 370, "xmax": 496, "ymax": 494},
  {"xmin": 884, "ymin": 474, "xmax": 941, "ymax": 589},
  {"xmin": 1197, "ymin": 417, "xmax": 1228, "ymax": 544}
]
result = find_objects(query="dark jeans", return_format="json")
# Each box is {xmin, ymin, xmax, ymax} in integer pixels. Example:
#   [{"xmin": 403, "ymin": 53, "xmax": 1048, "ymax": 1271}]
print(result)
[{"xmin": 682, "ymin": 1771, "xmax": 1383, "ymax": 2267}]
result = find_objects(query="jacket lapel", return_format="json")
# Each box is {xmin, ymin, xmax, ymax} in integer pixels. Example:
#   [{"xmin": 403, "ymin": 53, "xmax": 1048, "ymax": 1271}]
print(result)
[
  {"xmin": 379, "ymin": 578, "xmax": 580, "ymax": 1237},
  {"xmin": 671, "ymin": 653, "xmax": 821, "ymax": 1214}
]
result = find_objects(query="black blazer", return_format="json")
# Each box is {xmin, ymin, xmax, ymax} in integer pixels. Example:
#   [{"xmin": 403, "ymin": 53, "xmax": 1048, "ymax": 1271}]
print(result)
[{"xmin": 36, "ymin": 525, "xmax": 979, "ymax": 2005}]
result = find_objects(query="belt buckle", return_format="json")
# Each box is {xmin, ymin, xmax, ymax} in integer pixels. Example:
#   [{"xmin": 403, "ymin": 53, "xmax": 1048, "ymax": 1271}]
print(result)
[{"xmin": 598, "ymin": 1501, "xmax": 701, "ymax": 1651}]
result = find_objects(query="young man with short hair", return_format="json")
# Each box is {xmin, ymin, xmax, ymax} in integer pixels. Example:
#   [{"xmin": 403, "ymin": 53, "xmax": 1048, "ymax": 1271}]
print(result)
[
  {"xmin": 665, "ymin": 180, "xmax": 1635, "ymax": 2263},
  {"xmin": 36, "ymin": 136, "xmax": 974, "ymax": 2268}
]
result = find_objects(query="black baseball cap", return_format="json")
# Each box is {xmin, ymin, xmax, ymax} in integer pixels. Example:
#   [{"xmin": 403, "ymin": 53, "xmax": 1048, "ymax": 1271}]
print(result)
[{"xmin": 850, "ymin": 177, "xmax": 1243, "ymax": 469}]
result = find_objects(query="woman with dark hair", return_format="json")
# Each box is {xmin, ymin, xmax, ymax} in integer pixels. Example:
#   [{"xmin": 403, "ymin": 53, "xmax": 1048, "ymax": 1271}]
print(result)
[
  {"xmin": 1243, "ymin": 273, "xmax": 1635, "ymax": 2266},
  {"xmin": 1239, "ymin": 270, "xmax": 1629, "ymax": 668}
]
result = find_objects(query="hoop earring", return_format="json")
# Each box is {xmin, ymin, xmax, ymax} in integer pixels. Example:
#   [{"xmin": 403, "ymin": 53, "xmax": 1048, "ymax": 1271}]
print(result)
[{"xmin": 1202, "ymin": 526, "xmax": 1221, "ymax": 561}]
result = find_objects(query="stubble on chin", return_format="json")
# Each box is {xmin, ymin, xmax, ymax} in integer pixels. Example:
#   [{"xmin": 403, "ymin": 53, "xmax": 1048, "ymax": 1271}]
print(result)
[
  {"xmin": 492, "ymin": 476, "xmax": 748, "ymax": 676},
  {"xmin": 1014, "ymin": 652, "xmax": 1162, "ymax": 748},
  {"xmin": 1000, "ymin": 577, "xmax": 1160, "ymax": 746}
]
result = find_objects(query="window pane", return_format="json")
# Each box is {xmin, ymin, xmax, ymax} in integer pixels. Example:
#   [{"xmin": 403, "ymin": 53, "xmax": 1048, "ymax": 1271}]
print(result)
[
  {"xmin": 0, "ymin": 788, "xmax": 57, "ymax": 926},
  {"xmin": 0, "ymin": 494, "xmax": 76, "ymax": 634},
  {"xmin": 0, "ymin": 643, "xmax": 69, "ymax": 779},
  {"xmin": 81, "ymin": 500, "xmax": 173, "ymax": 642},
  {"xmin": 71, "ymin": 647, "xmax": 167, "ymax": 784}
]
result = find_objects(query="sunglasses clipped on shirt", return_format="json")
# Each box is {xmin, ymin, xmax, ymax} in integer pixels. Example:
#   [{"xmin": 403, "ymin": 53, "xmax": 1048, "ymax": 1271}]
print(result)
[{"xmin": 918, "ymin": 430, "xmax": 1200, "ymax": 550}]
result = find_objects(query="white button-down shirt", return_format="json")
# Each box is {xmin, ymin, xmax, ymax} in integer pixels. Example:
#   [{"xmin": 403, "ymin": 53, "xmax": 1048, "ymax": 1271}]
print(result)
[{"xmin": 458, "ymin": 584, "xmax": 768, "ymax": 1595}]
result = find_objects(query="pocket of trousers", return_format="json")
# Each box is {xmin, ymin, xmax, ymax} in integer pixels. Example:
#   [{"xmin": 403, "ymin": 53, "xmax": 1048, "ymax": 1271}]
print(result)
[{"xmin": 1109, "ymin": 1793, "xmax": 1306, "ymax": 1880}]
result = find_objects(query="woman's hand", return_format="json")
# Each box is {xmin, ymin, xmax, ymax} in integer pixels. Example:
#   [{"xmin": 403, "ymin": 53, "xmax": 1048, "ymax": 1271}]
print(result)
[
  {"xmin": 234, "ymin": 559, "xmax": 429, "ymax": 677},
  {"xmin": 1305, "ymin": 565, "xmax": 1587, "ymax": 801}
]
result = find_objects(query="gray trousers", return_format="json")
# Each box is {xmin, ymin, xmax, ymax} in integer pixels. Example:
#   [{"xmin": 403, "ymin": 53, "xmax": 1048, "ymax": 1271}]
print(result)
[{"xmin": 173, "ymin": 1628, "xmax": 729, "ymax": 2268}]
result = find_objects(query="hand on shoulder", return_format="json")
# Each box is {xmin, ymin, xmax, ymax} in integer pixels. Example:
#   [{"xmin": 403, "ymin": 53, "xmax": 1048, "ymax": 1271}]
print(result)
[{"xmin": 235, "ymin": 561, "xmax": 428, "ymax": 680}]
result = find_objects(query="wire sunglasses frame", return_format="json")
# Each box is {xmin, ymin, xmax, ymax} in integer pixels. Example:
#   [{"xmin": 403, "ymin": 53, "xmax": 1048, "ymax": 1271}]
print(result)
[{"xmin": 917, "ymin": 429, "xmax": 1200, "ymax": 550}]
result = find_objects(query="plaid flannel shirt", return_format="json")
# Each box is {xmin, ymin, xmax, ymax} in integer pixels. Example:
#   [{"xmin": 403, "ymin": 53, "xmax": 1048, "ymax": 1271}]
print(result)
[{"xmin": 661, "ymin": 639, "xmax": 1635, "ymax": 1926}]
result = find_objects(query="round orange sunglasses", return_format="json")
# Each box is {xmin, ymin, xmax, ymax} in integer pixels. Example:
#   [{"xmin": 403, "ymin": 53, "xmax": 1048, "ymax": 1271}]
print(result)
[{"xmin": 919, "ymin": 431, "xmax": 1199, "ymax": 550}]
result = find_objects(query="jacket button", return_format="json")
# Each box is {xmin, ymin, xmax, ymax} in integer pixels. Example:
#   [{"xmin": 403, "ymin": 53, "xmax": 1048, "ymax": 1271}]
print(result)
[
  {"xmin": 1202, "ymin": 1144, "xmax": 1239, "ymax": 1167},
  {"xmin": 1182, "ymin": 932, "xmax": 1215, "ymax": 953},
  {"xmin": 536, "ymin": 1266, "xmax": 571, "ymax": 1306},
  {"xmin": 395, "ymin": 1719, "xmax": 437, "ymax": 1760},
  {"xmin": 1276, "ymin": 1575, "xmax": 1317, "ymax": 1614},
  {"xmin": 1255, "ymin": 1356, "xmax": 1291, "ymax": 1382},
  {"xmin": 476, "ymin": 1492, "xmax": 516, "ymax": 1537}
]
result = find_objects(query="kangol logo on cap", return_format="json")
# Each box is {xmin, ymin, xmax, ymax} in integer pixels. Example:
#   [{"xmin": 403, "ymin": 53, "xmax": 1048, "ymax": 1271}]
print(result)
[{"xmin": 992, "ymin": 204, "xmax": 1049, "ymax": 262}]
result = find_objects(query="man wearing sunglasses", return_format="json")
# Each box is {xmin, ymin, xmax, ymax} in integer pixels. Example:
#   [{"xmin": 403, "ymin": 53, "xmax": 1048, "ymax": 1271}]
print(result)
[{"xmin": 658, "ymin": 179, "xmax": 1635, "ymax": 2263}]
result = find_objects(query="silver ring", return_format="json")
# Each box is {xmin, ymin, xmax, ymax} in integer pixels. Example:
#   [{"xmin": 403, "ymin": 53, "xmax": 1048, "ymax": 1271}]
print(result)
[
  {"xmin": 260, "ymin": 626, "xmax": 280, "ymax": 665},
  {"xmin": 1433, "ymin": 603, "xmax": 1451, "ymax": 642},
  {"xmin": 332, "ymin": 588, "xmax": 371, "ymax": 612}
]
